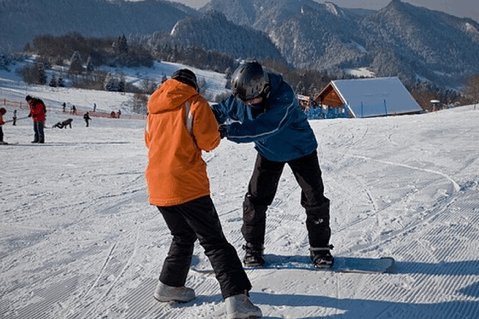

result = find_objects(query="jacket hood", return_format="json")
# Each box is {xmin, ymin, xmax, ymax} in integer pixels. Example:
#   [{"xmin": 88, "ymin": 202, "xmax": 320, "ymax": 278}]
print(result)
[{"xmin": 148, "ymin": 79, "xmax": 198, "ymax": 114}]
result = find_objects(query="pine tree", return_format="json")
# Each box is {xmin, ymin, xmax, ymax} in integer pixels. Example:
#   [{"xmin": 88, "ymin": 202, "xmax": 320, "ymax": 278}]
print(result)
[
  {"xmin": 49, "ymin": 74, "xmax": 57, "ymax": 87},
  {"xmin": 57, "ymin": 74, "xmax": 65, "ymax": 87},
  {"xmin": 104, "ymin": 73, "xmax": 118, "ymax": 91},
  {"xmin": 38, "ymin": 63, "xmax": 47, "ymax": 85},
  {"xmin": 118, "ymin": 74, "xmax": 125, "ymax": 92},
  {"xmin": 118, "ymin": 35, "xmax": 129, "ymax": 54}
]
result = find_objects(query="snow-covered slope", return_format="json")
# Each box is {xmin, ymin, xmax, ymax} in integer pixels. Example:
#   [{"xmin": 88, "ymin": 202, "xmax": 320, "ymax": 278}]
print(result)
[{"xmin": 1, "ymin": 67, "xmax": 479, "ymax": 318}]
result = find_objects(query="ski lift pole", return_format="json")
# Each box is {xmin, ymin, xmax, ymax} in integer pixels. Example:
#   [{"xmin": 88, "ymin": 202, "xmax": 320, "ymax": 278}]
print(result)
[{"xmin": 4, "ymin": 116, "xmax": 30, "ymax": 123}]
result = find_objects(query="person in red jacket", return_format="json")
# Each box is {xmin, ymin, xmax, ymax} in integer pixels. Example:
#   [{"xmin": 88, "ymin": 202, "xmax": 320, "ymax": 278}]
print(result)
[
  {"xmin": 26, "ymin": 95, "xmax": 46, "ymax": 143},
  {"xmin": 145, "ymin": 69, "xmax": 262, "ymax": 319},
  {"xmin": 0, "ymin": 107, "xmax": 7, "ymax": 144}
]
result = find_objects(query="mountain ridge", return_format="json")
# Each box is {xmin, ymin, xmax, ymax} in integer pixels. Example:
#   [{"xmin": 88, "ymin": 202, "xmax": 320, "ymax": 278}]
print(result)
[{"xmin": 1, "ymin": 0, "xmax": 478, "ymax": 89}]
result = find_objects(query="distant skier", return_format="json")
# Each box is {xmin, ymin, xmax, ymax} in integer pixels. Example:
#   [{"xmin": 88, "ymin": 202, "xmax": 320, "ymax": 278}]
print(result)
[
  {"xmin": 12, "ymin": 109, "xmax": 17, "ymax": 126},
  {"xmin": 83, "ymin": 112, "xmax": 91, "ymax": 127},
  {"xmin": 211, "ymin": 61, "xmax": 334, "ymax": 269},
  {"xmin": 0, "ymin": 107, "xmax": 7, "ymax": 144},
  {"xmin": 26, "ymin": 95, "xmax": 46, "ymax": 143}
]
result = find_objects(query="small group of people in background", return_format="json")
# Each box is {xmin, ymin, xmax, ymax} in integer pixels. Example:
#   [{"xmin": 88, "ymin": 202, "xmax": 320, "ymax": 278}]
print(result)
[
  {"xmin": 62, "ymin": 102, "xmax": 77, "ymax": 115},
  {"xmin": 0, "ymin": 98, "xmax": 110, "ymax": 143},
  {"xmin": 110, "ymin": 110, "xmax": 121, "ymax": 118}
]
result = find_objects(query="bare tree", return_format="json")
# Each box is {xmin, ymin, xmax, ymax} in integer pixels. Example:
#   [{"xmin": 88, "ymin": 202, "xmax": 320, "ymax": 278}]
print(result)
[{"xmin": 463, "ymin": 74, "xmax": 479, "ymax": 110}]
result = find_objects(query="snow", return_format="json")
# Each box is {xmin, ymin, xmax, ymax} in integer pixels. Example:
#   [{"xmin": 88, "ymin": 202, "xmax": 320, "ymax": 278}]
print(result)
[
  {"xmin": 1, "ymin": 62, "xmax": 479, "ymax": 319},
  {"xmin": 344, "ymin": 67, "xmax": 374, "ymax": 78}
]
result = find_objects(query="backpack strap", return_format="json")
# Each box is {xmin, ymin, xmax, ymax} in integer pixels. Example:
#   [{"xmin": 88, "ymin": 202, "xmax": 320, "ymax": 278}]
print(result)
[{"xmin": 184, "ymin": 101, "xmax": 193, "ymax": 134}]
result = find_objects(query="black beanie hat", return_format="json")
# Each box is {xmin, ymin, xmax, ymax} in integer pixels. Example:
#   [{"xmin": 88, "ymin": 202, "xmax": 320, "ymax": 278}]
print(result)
[
  {"xmin": 26, "ymin": 95, "xmax": 32, "ymax": 101},
  {"xmin": 172, "ymin": 69, "xmax": 198, "ymax": 91}
]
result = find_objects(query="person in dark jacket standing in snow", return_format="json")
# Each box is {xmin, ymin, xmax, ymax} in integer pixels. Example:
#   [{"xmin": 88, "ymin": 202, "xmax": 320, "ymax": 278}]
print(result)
[
  {"xmin": 83, "ymin": 112, "xmax": 91, "ymax": 127},
  {"xmin": 145, "ymin": 69, "xmax": 262, "ymax": 319},
  {"xmin": 211, "ymin": 61, "xmax": 333, "ymax": 269}
]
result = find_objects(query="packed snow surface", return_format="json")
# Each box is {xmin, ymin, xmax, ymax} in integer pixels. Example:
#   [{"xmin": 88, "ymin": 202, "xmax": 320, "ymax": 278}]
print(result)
[{"xmin": 1, "ymin": 64, "xmax": 479, "ymax": 319}]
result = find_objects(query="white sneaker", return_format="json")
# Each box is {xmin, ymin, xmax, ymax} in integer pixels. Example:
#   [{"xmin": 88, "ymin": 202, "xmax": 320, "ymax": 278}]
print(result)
[
  {"xmin": 153, "ymin": 281, "xmax": 195, "ymax": 302},
  {"xmin": 225, "ymin": 292, "xmax": 262, "ymax": 319}
]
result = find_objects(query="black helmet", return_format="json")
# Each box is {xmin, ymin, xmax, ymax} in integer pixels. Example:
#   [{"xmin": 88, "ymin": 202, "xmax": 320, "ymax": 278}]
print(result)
[
  {"xmin": 172, "ymin": 69, "xmax": 198, "ymax": 91},
  {"xmin": 231, "ymin": 61, "xmax": 269, "ymax": 103}
]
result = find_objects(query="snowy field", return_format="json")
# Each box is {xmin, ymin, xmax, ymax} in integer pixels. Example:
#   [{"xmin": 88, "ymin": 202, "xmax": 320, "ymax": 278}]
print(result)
[{"xmin": 1, "ymin": 64, "xmax": 479, "ymax": 319}]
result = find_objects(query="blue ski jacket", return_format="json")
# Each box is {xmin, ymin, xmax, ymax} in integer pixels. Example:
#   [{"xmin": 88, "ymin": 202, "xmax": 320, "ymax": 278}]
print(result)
[{"xmin": 212, "ymin": 72, "xmax": 318, "ymax": 162}]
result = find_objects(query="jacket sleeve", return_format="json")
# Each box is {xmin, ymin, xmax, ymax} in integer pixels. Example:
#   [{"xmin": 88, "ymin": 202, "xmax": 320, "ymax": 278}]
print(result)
[
  {"xmin": 210, "ymin": 96, "xmax": 236, "ymax": 124},
  {"xmin": 226, "ymin": 81, "xmax": 298, "ymax": 143},
  {"xmin": 192, "ymin": 98, "xmax": 221, "ymax": 152}
]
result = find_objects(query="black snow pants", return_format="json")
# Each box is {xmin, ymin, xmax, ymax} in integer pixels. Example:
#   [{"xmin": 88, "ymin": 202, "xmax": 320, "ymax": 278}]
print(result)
[
  {"xmin": 157, "ymin": 196, "xmax": 251, "ymax": 299},
  {"xmin": 242, "ymin": 150, "xmax": 331, "ymax": 249}
]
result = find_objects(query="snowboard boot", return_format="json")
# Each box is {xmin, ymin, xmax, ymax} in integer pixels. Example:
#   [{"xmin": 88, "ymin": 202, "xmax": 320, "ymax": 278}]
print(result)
[
  {"xmin": 153, "ymin": 281, "xmax": 195, "ymax": 303},
  {"xmin": 225, "ymin": 291, "xmax": 262, "ymax": 319},
  {"xmin": 243, "ymin": 243, "xmax": 265, "ymax": 267},
  {"xmin": 310, "ymin": 245, "xmax": 334, "ymax": 268}
]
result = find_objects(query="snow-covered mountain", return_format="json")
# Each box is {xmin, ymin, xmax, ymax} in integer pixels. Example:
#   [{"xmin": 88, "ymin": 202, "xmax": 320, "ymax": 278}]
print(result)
[
  {"xmin": 0, "ymin": 0, "xmax": 195, "ymax": 51},
  {"xmin": 203, "ymin": 0, "xmax": 479, "ymax": 88},
  {"xmin": 1, "ymin": 0, "xmax": 479, "ymax": 89},
  {"xmin": 165, "ymin": 10, "xmax": 286, "ymax": 63}
]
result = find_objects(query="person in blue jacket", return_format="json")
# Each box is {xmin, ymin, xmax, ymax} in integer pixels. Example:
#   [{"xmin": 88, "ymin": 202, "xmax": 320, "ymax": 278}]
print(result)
[{"xmin": 211, "ymin": 61, "xmax": 333, "ymax": 269}]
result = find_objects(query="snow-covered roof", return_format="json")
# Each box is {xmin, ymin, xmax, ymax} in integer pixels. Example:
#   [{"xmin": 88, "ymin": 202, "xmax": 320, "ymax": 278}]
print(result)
[{"xmin": 328, "ymin": 77, "xmax": 422, "ymax": 118}]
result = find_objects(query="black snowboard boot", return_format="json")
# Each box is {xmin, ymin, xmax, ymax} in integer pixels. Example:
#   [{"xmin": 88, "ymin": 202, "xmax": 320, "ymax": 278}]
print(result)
[
  {"xmin": 310, "ymin": 245, "xmax": 334, "ymax": 268},
  {"xmin": 243, "ymin": 243, "xmax": 265, "ymax": 267}
]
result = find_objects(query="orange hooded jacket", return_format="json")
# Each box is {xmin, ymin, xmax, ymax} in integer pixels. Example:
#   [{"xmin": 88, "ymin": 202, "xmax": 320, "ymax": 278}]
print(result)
[{"xmin": 145, "ymin": 79, "xmax": 221, "ymax": 207}]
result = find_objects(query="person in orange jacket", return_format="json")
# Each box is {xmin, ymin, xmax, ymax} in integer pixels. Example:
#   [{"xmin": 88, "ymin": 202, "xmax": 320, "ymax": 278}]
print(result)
[
  {"xmin": 145, "ymin": 69, "xmax": 262, "ymax": 319},
  {"xmin": 26, "ymin": 95, "xmax": 46, "ymax": 143}
]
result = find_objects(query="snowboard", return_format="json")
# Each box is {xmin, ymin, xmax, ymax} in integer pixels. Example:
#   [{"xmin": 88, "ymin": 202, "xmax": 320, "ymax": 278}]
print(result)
[{"xmin": 192, "ymin": 255, "xmax": 395, "ymax": 274}]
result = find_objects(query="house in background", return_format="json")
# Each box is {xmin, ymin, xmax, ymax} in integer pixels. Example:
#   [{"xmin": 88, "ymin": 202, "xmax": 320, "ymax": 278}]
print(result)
[{"xmin": 313, "ymin": 77, "xmax": 423, "ymax": 118}]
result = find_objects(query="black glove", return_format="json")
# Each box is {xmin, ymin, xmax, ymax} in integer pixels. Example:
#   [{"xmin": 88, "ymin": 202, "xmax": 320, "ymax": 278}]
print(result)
[
  {"xmin": 218, "ymin": 124, "xmax": 228, "ymax": 139},
  {"xmin": 28, "ymin": 113, "xmax": 32, "ymax": 117}
]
